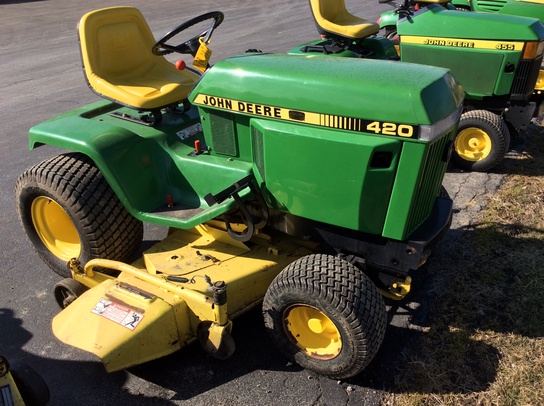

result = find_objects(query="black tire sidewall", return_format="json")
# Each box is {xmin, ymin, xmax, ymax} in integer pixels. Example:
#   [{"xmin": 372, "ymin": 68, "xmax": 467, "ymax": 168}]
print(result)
[
  {"xmin": 452, "ymin": 111, "xmax": 510, "ymax": 172},
  {"xmin": 16, "ymin": 153, "xmax": 144, "ymax": 277},
  {"xmin": 18, "ymin": 183, "xmax": 92, "ymax": 278},
  {"xmin": 263, "ymin": 254, "xmax": 387, "ymax": 379},
  {"xmin": 266, "ymin": 288, "xmax": 363, "ymax": 378}
]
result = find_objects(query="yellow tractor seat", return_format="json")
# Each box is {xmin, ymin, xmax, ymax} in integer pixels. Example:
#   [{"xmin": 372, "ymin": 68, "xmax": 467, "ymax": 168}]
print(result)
[
  {"xmin": 78, "ymin": 6, "xmax": 199, "ymax": 111},
  {"xmin": 309, "ymin": 0, "xmax": 380, "ymax": 40}
]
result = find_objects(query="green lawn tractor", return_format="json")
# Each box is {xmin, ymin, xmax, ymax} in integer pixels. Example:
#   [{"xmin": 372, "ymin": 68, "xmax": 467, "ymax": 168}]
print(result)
[
  {"xmin": 444, "ymin": 0, "xmax": 544, "ymax": 104},
  {"xmin": 294, "ymin": 0, "xmax": 544, "ymax": 172},
  {"xmin": 16, "ymin": 6, "xmax": 463, "ymax": 379},
  {"xmin": 377, "ymin": 0, "xmax": 544, "ymax": 113}
]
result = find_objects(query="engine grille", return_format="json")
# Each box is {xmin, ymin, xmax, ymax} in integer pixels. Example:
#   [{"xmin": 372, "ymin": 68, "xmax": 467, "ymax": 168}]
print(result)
[
  {"xmin": 511, "ymin": 56, "xmax": 543, "ymax": 100},
  {"xmin": 405, "ymin": 129, "xmax": 454, "ymax": 236},
  {"xmin": 476, "ymin": 0, "xmax": 507, "ymax": 12},
  {"xmin": 209, "ymin": 110, "xmax": 237, "ymax": 156}
]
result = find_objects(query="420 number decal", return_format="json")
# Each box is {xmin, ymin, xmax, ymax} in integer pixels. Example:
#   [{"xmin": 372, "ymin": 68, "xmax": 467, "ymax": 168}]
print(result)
[
  {"xmin": 321, "ymin": 114, "xmax": 419, "ymax": 138},
  {"xmin": 366, "ymin": 121, "xmax": 415, "ymax": 138}
]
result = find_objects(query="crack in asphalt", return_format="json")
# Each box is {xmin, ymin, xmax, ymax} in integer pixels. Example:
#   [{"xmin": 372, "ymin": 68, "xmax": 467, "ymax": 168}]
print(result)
[{"xmin": 444, "ymin": 171, "xmax": 503, "ymax": 229}]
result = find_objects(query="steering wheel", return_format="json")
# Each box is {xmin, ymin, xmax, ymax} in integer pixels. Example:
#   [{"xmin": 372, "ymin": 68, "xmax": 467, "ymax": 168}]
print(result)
[{"xmin": 152, "ymin": 11, "xmax": 224, "ymax": 56}]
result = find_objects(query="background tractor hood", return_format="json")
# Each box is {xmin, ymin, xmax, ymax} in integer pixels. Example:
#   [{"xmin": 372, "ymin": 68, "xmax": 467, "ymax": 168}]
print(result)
[{"xmin": 398, "ymin": 5, "xmax": 544, "ymax": 40}]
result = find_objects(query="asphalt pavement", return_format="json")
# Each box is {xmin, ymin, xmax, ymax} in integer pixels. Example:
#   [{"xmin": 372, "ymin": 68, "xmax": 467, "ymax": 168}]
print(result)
[{"xmin": 0, "ymin": 0, "xmax": 525, "ymax": 405}]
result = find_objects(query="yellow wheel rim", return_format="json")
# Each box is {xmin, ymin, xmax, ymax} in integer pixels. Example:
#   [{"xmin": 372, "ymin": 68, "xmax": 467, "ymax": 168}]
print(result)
[
  {"xmin": 454, "ymin": 127, "xmax": 492, "ymax": 162},
  {"xmin": 535, "ymin": 69, "xmax": 544, "ymax": 91},
  {"xmin": 31, "ymin": 196, "xmax": 81, "ymax": 260},
  {"xmin": 284, "ymin": 305, "xmax": 342, "ymax": 360}
]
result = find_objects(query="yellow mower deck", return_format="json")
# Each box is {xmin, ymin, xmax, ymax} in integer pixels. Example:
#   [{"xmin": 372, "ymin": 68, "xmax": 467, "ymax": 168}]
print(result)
[{"xmin": 52, "ymin": 223, "xmax": 315, "ymax": 371}]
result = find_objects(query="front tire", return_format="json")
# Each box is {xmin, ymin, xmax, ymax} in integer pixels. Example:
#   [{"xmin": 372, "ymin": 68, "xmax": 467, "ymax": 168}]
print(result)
[
  {"xmin": 16, "ymin": 153, "xmax": 143, "ymax": 277},
  {"xmin": 452, "ymin": 110, "xmax": 510, "ymax": 172},
  {"xmin": 262, "ymin": 254, "xmax": 387, "ymax": 379}
]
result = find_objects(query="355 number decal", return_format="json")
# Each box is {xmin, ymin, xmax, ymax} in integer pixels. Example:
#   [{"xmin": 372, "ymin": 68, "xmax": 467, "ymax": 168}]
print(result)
[{"xmin": 366, "ymin": 121, "xmax": 414, "ymax": 138}]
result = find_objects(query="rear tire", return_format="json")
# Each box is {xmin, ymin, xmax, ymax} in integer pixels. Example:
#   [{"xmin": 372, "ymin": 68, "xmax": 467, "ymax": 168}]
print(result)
[
  {"xmin": 16, "ymin": 153, "xmax": 143, "ymax": 277},
  {"xmin": 384, "ymin": 27, "xmax": 400, "ymax": 47},
  {"xmin": 452, "ymin": 110, "xmax": 510, "ymax": 172},
  {"xmin": 384, "ymin": 27, "xmax": 398, "ymax": 41},
  {"xmin": 262, "ymin": 254, "xmax": 387, "ymax": 379}
]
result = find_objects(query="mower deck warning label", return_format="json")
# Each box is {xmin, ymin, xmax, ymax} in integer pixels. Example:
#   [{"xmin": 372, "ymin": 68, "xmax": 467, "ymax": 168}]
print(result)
[{"xmin": 91, "ymin": 298, "xmax": 143, "ymax": 330}]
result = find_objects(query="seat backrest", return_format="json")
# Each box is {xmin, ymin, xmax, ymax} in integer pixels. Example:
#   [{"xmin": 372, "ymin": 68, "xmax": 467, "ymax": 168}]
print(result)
[
  {"xmin": 78, "ymin": 7, "xmax": 156, "ymax": 82},
  {"xmin": 313, "ymin": 0, "xmax": 343, "ymax": 22},
  {"xmin": 78, "ymin": 6, "xmax": 199, "ymax": 111},
  {"xmin": 309, "ymin": 0, "xmax": 379, "ymax": 39}
]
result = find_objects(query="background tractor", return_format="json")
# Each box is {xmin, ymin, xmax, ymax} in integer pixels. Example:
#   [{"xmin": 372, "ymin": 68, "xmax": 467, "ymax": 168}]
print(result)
[
  {"xmin": 450, "ymin": 0, "xmax": 544, "ymax": 19},
  {"xmin": 377, "ymin": 0, "xmax": 544, "ymax": 106},
  {"xmin": 295, "ymin": 0, "xmax": 544, "ymax": 172},
  {"xmin": 379, "ymin": 0, "xmax": 544, "ymax": 38},
  {"xmin": 16, "ymin": 6, "xmax": 462, "ymax": 379}
]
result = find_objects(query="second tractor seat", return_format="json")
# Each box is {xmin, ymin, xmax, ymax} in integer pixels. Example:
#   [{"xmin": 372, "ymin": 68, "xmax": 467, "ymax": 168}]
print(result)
[
  {"xmin": 78, "ymin": 6, "xmax": 200, "ymax": 111},
  {"xmin": 309, "ymin": 0, "xmax": 380, "ymax": 40}
]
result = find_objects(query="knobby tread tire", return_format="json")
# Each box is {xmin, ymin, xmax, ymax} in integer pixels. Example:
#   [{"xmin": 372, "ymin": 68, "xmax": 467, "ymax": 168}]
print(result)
[
  {"xmin": 453, "ymin": 110, "xmax": 510, "ymax": 172},
  {"xmin": 262, "ymin": 254, "xmax": 387, "ymax": 379},
  {"xmin": 15, "ymin": 153, "xmax": 143, "ymax": 277}
]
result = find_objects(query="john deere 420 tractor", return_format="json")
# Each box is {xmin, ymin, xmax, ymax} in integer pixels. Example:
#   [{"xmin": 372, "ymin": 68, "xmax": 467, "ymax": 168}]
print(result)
[
  {"xmin": 16, "ymin": 7, "xmax": 463, "ymax": 379},
  {"xmin": 294, "ymin": 0, "xmax": 544, "ymax": 172}
]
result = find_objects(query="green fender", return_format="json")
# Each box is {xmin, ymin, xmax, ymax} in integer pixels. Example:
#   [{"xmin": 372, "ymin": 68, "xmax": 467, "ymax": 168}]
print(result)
[
  {"xmin": 378, "ymin": 10, "xmax": 400, "ymax": 31},
  {"xmin": 28, "ymin": 102, "xmax": 144, "ymax": 196},
  {"xmin": 378, "ymin": 4, "xmax": 463, "ymax": 32},
  {"xmin": 28, "ymin": 101, "xmax": 252, "ymax": 229}
]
